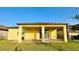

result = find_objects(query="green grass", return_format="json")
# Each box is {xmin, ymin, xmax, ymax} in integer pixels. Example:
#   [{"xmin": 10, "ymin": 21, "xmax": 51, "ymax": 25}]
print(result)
[{"xmin": 0, "ymin": 40, "xmax": 79, "ymax": 51}]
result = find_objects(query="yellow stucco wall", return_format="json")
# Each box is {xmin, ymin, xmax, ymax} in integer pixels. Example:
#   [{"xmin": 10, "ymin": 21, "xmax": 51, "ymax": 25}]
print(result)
[
  {"xmin": 8, "ymin": 27, "xmax": 40, "ymax": 40},
  {"xmin": 21, "ymin": 24, "xmax": 66, "ymax": 27},
  {"xmin": 8, "ymin": 27, "xmax": 58, "ymax": 40},
  {"xmin": 8, "ymin": 24, "xmax": 67, "ymax": 42},
  {"xmin": 24, "ymin": 28, "xmax": 57, "ymax": 40},
  {"xmin": 23, "ymin": 28, "xmax": 40, "ymax": 40},
  {"xmin": 8, "ymin": 28, "xmax": 18, "ymax": 40},
  {"xmin": 49, "ymin": 28, "xmax": 57, "ymax": 39}
]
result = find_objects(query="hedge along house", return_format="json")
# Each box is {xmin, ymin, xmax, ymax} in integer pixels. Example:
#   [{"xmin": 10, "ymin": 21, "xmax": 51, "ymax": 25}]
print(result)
[{"xmin": 8, "ymin": 23, "xmax": 68, "ymax": 43}]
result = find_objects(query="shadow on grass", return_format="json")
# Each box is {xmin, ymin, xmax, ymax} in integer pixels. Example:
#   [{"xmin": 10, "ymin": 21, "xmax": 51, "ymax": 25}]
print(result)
[
  {"xmin": 15, "ymin": 45, "xmax": 22, "ymax": 51},
  {"xmin": 34, "ymin": 41, "xmax": 64, "ymax": 51},
  {"xmin": 69, "ymin": 39, "xmax": 79, "ymax": 43},
  {"xmin": 48, "ymin": 44, "xmax": 64, "ymax": 51}
]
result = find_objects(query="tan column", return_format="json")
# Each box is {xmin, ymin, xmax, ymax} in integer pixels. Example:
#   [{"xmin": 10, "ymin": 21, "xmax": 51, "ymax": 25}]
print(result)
[
  {"xmin": 63, "ymin": 26, "xmax": 68, "ymax": 42},
  {"xmin": 18, "ymin": 26, "xmax": 22, "ymax": 43},
  {"xmin": 42, "ymin": 26, "xmax": 45, "ymax": 39}
]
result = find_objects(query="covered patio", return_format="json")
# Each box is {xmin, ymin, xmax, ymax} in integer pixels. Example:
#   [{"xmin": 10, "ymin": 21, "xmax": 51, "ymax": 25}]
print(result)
[{"xmin": 17, "ymin": 24, "xmax": 68, "ymax": 43}]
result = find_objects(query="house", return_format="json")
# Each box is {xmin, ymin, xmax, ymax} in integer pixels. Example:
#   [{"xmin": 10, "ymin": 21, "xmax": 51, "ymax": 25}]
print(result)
[
  {"xmin": 0, "ymin": 25, "xmax": 8, "ymax": 39},
  {"xmin": 8, "ymin": 22, "xmax": 68, "ymax": 43},
  {"xmin": 68, "ymin": 24, "xmax": 79, "ymax": 39}
]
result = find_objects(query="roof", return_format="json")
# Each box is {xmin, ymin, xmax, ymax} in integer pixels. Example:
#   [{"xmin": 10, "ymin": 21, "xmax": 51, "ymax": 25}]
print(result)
[
  {"xmin": 68, "ymin": 25, "xmax": 73, "ymax": 29},
  {"xmin": 8, "ymin": 22, "xmax": 68, "ymax": 29},
  {"xmin": 72, "ymin": 24, "xmax": 79, "ymax": 30},
  {"xmin": 73, "ymin": 24, "xmax": 79, "ymax": 27},
  {"xmin": 17, "ymin": 22, "xmax": 68, "ymax": 25},
  {"xmin": 0, "ymin": 25, "xmax": 8, "ymax": 31},
  {"xmin": 8, "ymin": 27, "xmax": 18, "ymax": 29}
]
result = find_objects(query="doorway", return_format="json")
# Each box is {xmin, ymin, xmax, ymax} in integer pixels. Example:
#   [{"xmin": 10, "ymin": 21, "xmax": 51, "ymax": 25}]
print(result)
[
  {"xmin": 45, "ymin": 29, "xmax": 49, "ymax": 39},
  {"xmin": 39, "ymin": 29, "xmax": 49, "ymax": 39}
]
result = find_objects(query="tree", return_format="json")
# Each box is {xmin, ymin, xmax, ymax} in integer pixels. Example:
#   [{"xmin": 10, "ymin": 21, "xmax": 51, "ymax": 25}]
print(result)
[{"xmin": 71, "ymin": 8, "xmax": 79, "ymax": 20}]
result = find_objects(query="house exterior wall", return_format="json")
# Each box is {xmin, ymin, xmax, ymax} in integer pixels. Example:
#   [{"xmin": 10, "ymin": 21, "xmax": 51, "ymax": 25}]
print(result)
[
  {"xmin": 24, "ymin": 28, "xmax": 57, "ymax": 40},
  {"xmin": 8, "ymin": 24, "xmax": 68, "ymax": 43},
  {"xmin": 0, "ymin": 30, "xmax": 8, "ymax": 39},
  {"xmin": 23, "ymin": 27, "xmax": 40, "ymax": 40},
  {"xmin": 49, "ymin": 29, "xmax": 57, "ymax": 39},
  {"xmin": 8, "ymin": 28, "xmax": 18, "ymax": 40},
  {"xmin": 8, "ymin": 27, "xmax": 57, "ymax": 40},
  {"xmin": 68, "ymin": 29, "xmax": 79, "ymax": 39},
  {"xmin": 24, "ymin": 30, "xmax": 40, "ymax": 40}
]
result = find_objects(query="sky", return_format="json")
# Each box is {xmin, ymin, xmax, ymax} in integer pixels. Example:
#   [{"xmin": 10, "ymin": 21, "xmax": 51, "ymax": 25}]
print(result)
[{"xmin": 0, "ymin": 7, "xmax": 79, "ymax": 26}]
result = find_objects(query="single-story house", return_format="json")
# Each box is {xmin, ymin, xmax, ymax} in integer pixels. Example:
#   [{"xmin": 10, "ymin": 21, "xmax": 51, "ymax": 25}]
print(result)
[
  {"xmin": 68, "ymin": 24, "xmax": 79, "ymax": 39},
  {"xmin": 8, "ymin": 23, "xmax": 68, "ymax": 43},
  {"xmin": 0, "ymin": 25, "xmax": 8, "ymax": 39}
]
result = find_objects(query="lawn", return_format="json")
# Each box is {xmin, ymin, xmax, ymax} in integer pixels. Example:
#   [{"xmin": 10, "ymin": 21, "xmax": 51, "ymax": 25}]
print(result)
[{"xmin": 0, "ymin": 40, "xmax": 79, "ymax": 51}]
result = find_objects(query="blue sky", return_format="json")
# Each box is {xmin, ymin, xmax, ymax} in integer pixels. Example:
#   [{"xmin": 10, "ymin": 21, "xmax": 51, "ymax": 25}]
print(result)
[{"xmin": 0, "ymin": 7, "xmax": 79, "ymax": 26}]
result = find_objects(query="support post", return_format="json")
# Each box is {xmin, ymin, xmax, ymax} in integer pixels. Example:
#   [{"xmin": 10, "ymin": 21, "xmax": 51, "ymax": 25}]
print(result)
[
  {"xmin": 63, "ymin": 26, "xmax": 68, "ymax": 42},
  {"xmin": 42, "ymin": 26, "xmax": 45, "ymax": 39},
  {"xmin": 41, "ymin": 26, "xmax": 46, "ymax": 42},
  {"xmin": 18, "ymin": 26, "xmax": 22, "ymax": 43}
]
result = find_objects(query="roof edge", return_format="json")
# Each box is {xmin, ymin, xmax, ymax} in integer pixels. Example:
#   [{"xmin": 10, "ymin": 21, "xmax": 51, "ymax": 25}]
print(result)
[
  {"xmin": 8, "ymin": 27, "xmax": 18, "ymax": 28},
  {"xmin": 17, "ymin": 22, "xmax": 68, "ymax": 25}
]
